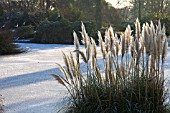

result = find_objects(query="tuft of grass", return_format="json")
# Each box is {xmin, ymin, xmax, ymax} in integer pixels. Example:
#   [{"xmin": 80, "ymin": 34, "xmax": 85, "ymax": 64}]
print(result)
[{"xmin": 52, "ymin": 19, "xmax": 169, "ymax": 113}]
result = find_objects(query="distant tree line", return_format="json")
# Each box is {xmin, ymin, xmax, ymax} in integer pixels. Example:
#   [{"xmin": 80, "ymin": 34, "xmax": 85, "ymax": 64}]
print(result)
[
  {"xmin": 130, "ymin": 0, "xmax": 170, "ymax": 20},
  {"xmin": 136, "ymin": 0, "xmax": 170, "ymax": 35},
  {"xmin": 117, "ymin": 0, "xmax": 170, "ymax": 35},
  {"xmin": 0, "ymin": 0, "xmax": 169, "ymax": 44},
  {"xmin": 0, "ymin": 0, "xmax": 124, "ymax": 44},
  {"xmin": 0, "ymin": 0, "xmax": 121, "ymax": 28}
]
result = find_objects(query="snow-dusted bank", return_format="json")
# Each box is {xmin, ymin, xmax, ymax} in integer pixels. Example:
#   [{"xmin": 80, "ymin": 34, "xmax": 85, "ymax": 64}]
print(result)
[{"xmin": 0, "ymin": 43, "xmax": 170, "ymax": 113}]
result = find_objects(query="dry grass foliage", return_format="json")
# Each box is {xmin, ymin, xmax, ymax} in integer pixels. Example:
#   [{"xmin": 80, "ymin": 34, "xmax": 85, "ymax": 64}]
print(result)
[{"xmin": 52, "ymin": 19, "xmax": 169, "ymax": 113}]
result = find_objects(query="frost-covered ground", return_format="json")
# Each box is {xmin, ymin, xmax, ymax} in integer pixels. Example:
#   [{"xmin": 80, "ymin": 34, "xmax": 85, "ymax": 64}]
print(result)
[{"xmin": 0, "ymin": 43, "xmax": 170, "ymax": 113}]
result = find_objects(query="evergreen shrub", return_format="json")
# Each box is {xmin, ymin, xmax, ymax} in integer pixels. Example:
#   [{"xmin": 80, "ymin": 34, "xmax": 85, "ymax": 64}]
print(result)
[
  {"xmin": 0, "ymin": 32, "xmax": 23, "ymax": 55},
  {"xmin": 32, "ymin": 19, "xmax": 97, "ymax": 44}
]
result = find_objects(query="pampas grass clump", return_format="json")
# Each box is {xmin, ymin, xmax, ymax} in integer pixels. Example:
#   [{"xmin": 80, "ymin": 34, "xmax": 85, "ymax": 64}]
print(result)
[{"xmin": 52, "ymin": 19, "xmax": 169, "ymax": 113}]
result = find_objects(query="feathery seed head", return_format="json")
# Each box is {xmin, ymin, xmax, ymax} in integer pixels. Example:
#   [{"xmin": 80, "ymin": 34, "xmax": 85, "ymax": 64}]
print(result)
[
  {"xmin": 91, "ymin": 38, "xmax": 97, "ymax": 58},
  {"xmin": 157, "ymin": 20, "xmax": 161, "ymax": 34},
  {"xmin": 162, "ymin": 38, "xmax": 168, "ymax": 63},
  {"xmin": 124, "ymin": 25, "xmax": 132, "ymax": 52},
  {"xmin": 98, "ymin": 31, "xmax": 107, "ymax": 58},
  {"xmin": 135, "ymin": 18, "xmax": 141, "ymax": 40},
  {"xmin": 108, "ymin": 26, "xmax": 115, "ymax": 41},
  {"xmin": 81, "ymin": 22, "xmax": 89, "ymax": 48},
  {"xmin": 98, "ymin": 31, "xmax": 103, "ymax": 45},
  {"xmin": 108, "ymin": 51, "xmax": 112, "ymax": 71},
  {"xmin": 86, "ymin": 40, "xmax": 91, "ymax": 61},
  {"xmin": 62, "ymin": 52, "xmax": 70, "ymax": 70},
  {"xmin": 73, "ymin": 31, "xmax": 80, "ymax": 50},
  {"xmin": 105, "ymin": 30, "xmax": 110, "ymax": 52}
]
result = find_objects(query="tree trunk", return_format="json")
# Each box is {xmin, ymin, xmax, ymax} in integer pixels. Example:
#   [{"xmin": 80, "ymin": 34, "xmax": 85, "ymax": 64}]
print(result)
[
  {"xmin": 46, "ymin": 0, "xmax": 51, "ymax": 11},
  {"xmin": 95, "ymin": 0, "xmax": 102, "ymax": 29},
  {"xmin": 7, "ymin": 0, "xmax": 11, "ymax": 12},
  {"xmin": 138, "ymin": 0, "xmax": 141, "ymax": 21}
]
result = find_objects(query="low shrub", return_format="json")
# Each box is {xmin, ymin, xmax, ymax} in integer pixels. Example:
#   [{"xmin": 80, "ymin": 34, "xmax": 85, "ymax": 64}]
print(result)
[
  {"xmin": 32, "ymin": 19, "xmax": 97, "ymax": 44},
  {"xmin": 52, "ymin": 19, "xmax": 169, "ymax": 113},
  {"xmin": 0, "ymin": 32, "xmax": 23, "ymax": 55},
  {"xmin": 32, "ymin": 19, "xmax": 73, "ymax": 44},
  {"xmin": 14, "ymin": 25, "xmax": 35, "ymax": 39}
]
